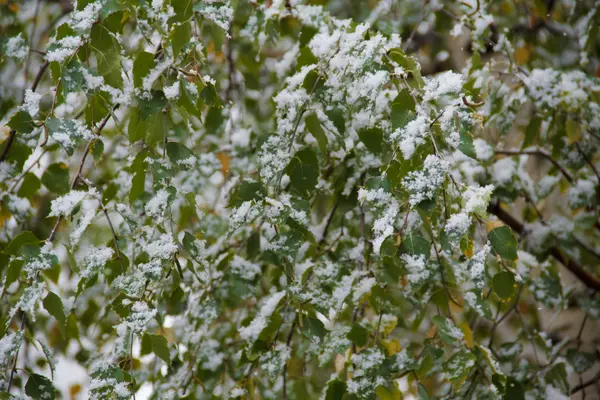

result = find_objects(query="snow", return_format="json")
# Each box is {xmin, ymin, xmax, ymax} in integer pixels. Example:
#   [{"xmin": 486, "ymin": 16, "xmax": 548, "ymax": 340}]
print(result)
[
  {"xmin": 82, "ymin": 246, "xmax": 115, "ymax": 278},
  {"xmin": 6, "ymin": 33, "xmax": 28, "ymax": 60},
  {"xmin": 391, "ymin": 114, "xmax": 429, "ymax": 160},
  {"xmin": 473, "ymin": 138, "xmax": 493, "ymax": 161},
  {"xmin": 22, "ymin": 89, "xmax": 42, "ymax": 117},
  {"xmin": 48, "ymin": 190, "xmax": 88, "ymax": 217},
  {"xmin": 47, "ymin": 36, "xmax": 83, "ymax": 63},
  {"xmin": 401, "ymin": 254, "xmax": 430, "ymax": 285},
  {"xmin": 69, "ymin": 1, "xmax": 102, "ymax": 33},
  {"xmin": 163, "ymin": 80, "xmax": 180, "ymax": 100},
  {"xmin": 145, "ymin": 188, "xmax": 170, "ymax": 222},
  {"xmin": 445, "ymin": 212, "xmax": 471, "ymax": 238},
  {"xmin": 402, "ymin": 155, "xmax": 449, "ymax": 206},
  {"xmin": 142, "ymin": 233, "xmax": 178, "ymax": 260},
  {"xmin": 423, "ymin": 71, "xmax": 464, "ymax": 101},
  {"xmin": 239, "ymin": 291, "xmax": 286, "ymax": 343},
  {"xmin": 462, "ymin": 185, "xmax": 494, "ymax": 216}
]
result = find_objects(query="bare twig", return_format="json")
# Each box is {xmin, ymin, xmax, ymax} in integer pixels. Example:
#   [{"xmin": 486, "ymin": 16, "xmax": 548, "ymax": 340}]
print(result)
[{"xmin": 495, "ymin": 149, "xmax": 573, "ymax": 184}]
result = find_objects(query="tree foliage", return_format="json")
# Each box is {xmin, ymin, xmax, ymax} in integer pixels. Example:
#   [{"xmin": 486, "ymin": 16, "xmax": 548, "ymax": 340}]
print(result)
[{"xmin": 1, "ymin": 0, "xmax": 600, "ymax": 399}]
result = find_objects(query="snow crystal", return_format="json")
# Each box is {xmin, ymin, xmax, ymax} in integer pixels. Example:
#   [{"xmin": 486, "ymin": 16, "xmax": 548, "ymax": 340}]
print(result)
[
  {"xmin": 69, "ymin": 1, "xmax": 102, "ymax": 32},
  {"xmin": 22, "ymin": 89, "xmax": 42, "ymax": 117},
  {"xmin": 163, "ymin": 81, "xmax": 180, "ymax": 100},
  {"xmin": 462, "ymin": 185, "xmax": 494, "ymax": 216},
  {"xmin": 491, "ymin": 158, "xmax": 517, "ymax": 185},
  {"xmin": 49, "ymin": 190, "xmax": 88, "ymax": 217},
  {"xmin": 445, "ymin": 212, "xmax": 471, "ymax": 238},
  {"xmin": 423, "ymin": 71, "xmax": 464, "ymax": 101},
  {"xmin": 6, "ymin": 33, "xmax": 28, "ymax": 60},
  {"xmin": 123, "ymin": 301, "xmax": 157, "ymax": 333},
  {"xmin": 473, "ymin": 138, "xmax": 493, "ymax": 161},
  {"xmin": 391, "ymin": 114, "xmax": 429, "ymax": 160},
  {"xmin": 231, "ymin": 255, "xmax": 262, "ymax": 281},
  {"xmin": 143, "ymin": 233, "xmax": 178, "ymax": 260},
  {"xmin": 70, "ymin": 208, "xmax": 96, "ymax": 246},
  {"xmin": 145, "ymin": 188, "xmax": 170, "ymax": 222},
  {"xmin": 47, "ymin": 36, "xmax": 83, "ymax": 63},
  {"xmin": 402, "ymin": 155, "xmax": 448, "ymax": 206},
  {"xmin": 82, "ymin": 246, "xmax": 114, "ymax": 278},
  {"xmin": 239, "ymin": 291, "xmax": 286, "ymax": 343},
  {"xmin": 401, "ymin": 254, "xmax": 430, "ymax": 285}
]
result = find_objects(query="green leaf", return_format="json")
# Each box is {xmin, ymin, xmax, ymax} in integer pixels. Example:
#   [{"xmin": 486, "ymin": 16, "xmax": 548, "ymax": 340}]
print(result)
[
  {"xmin": 325, "ymin": 108, "xmax": 345, "ymax": 135},
  {"xmin": 544, "ymin": 362, "xmax": 569, "ymax": 395},
  {"xmin": 2, "ymin": 231, "xmax": 39, "ymax": 255},
  {"xmin": 301, "ymin": 316, "xmax": 326, "ymax": 339},
  {"xmin": 41, "ymin": 163, "xmax": 70, "ymax": 194},
  {"xmin": 504, "ymin": 377, "xmax": 524, "ymax": 400},
  {"xmin": 346, "ymin": 323, "xmax": 369, "ymax": 347},
  {"xmin": 325, "ymin": 379, "xmax": 346, "ymax": 400},
  {"xmin": 493, "ymin": 271, "xmax": 516, "ymax": 300},
  {"xmin": 46, "ymin": 117, "xmax": 92, "ymax": 156},
  {"xmin": 166, "ymin": 141, "xmax": 194, "ymax": 164},
  {"xmin": 90, "ymin": 139, "xmax": 104, "ymax": 161},
  {"xmin": 399, "ymin": 234, "xmax": 430, "ymax": 260},
  {"xmin": 5, "ymin": 259, "xmax": 23, "ymax": 288},
  {"xmin": 90, "ymin": 20, "xmax": 122, "ymax": 87},
  {"xmin": 417, "ymin": 384, "xmax": 430, "ymax": 400},
  {"xmin": 171, "ymin": 23, "xmax": 191, "ymax": 56},
  {"xmin": 148, "ymin": 334, "xmax": 171, "ymax": 364},
  {"xmin": 488, "ymin": 226, "xmax": 518, "ymax": 260},
  {"xmin": 566, "ymin": 349, "xmax": 595, "ymax": 373},
  {"xmin": 228, "ymin": 180, "xmax": 266, "ymax": 207},
  {"xmin": 133, "ymin": 52, "xmax": 155, "ymax": 88},
  {"xmin": 66, "ymin": 313, "xmax": 80, "ymax": 340},
  {"xmin": 358, "ymin": 127, "xmax": 384, "ymax": 154},
  {"xmin": 17, "ymin": 173, "xmax": 41, "ymax": 199},
  {"xmin": 129, "ymin": 152, "xmax": 147, "ymax": 203},
  {"xmin": 285, "ymin": 147, "xmax": 319, "ymax": 198},
  {"xmin": 433, "ymin": 316, "xmax": 464, "ymax": 344},
  {"xmin": 170, "ymin": 0, "xmax": 193, "ymax": 23},
  {"xmin": 43, "ymin": 292, "xmax": 67, "ymax": 326},
  {"xmin": 522, "ymin": 115, "xmax": 542, "ymax": 149},
  {"xmin": 8, "ymin": 110, "xmax": 34, "ymax": 133},
  {"xmin": 443, "ymin": 348, "xmax": 476, "ymax": 382},
  {"xmin": 25, "ymin": 374, "xmax": 56, "ymax": 400},
  {"xmin": 391, "ymin": 90, "xmax": 415, "ymax": 130},
  {"xmin": 458, "ymin": 130, "xmax": 477, "ymax": 159},
  {"xmin": 305, "ymin": 113, "xmax": 328, "ymax": 154}
]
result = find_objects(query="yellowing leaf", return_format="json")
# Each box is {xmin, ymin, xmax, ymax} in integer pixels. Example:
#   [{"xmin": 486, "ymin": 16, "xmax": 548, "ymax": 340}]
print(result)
[
  {"xmin": 515, "ymin": 46, "xmax": 531, "ymax": 65},
  {"xmin": 486, "ymin": 220, "xmax": 504, "ymax": 232},
  {"xmin": 458, "ymin": 322, "xmax": 474, "ymax": 348}
]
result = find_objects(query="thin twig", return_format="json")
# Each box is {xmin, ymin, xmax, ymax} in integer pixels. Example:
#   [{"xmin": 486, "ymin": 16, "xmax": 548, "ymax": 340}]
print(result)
[{"xmin": 495, "ymin": 149, "xmax": 573, "ymax": 184}]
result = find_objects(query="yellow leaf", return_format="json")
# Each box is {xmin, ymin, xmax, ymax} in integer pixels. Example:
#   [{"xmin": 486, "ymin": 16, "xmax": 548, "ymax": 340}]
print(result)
[
  {"xmin": 485, "ymin": 220, "xmax": 504, "ymax": 232},
  {"xmin": 515, "ymin": 46, "xmax": 531, "ymax": 65},
  {"xmin": 458, "ymin": 322, "xmax": 474, "ymax": 348},
  {"xmin": 217, "ymin": 151, "xmax": 230, "ymax": 174},
  {"xmin": 381, "ymin": 338, "xmax": 401, "ymax": 356}
]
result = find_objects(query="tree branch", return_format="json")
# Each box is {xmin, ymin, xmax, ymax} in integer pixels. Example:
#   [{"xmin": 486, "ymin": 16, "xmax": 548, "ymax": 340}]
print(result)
[
  {"xmin": 488, "ymin": 201, "xmax": 600, "ymax": 290},
  {"xmin": 495, "ymin": 149, "xmax": 574, "ymax": 184}
]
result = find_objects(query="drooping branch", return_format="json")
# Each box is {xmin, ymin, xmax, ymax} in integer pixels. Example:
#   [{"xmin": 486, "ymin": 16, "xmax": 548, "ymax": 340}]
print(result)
[
  {"xmin": 495, "ymin": 149, "xmax": 574, "ymax": 184},
  {"xmin": 488, "ymin": 201, "xmax": 600, "ymax": 290}
]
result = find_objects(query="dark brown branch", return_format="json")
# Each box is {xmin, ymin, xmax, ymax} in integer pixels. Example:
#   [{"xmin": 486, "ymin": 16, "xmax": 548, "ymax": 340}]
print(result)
[
  {"xmin": 571, "ymin": 370, "xmax": 600, "ymax": 395},
  {"xmin": 488, "ymin": 202, "xmax": 600, "ymax": 290},
  {"xmin": 0, "ymin": 130, "xmax": 17, "ymax": 163},
  {"xmin": 495, "ymin": 149, "xmax": 574, "ymax": 184}
]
